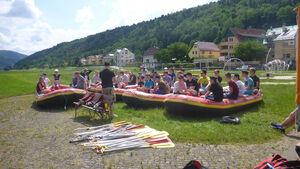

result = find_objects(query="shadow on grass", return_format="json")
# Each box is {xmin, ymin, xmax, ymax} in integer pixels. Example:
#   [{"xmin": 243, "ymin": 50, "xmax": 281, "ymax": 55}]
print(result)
[
  {"xmin": 31, "ymin": 101, "xmax": 70, "ymax": 113},
  {"xmin": 162, "ymin": 101, "xmax": 264, "ymax": 123},
  {"xmin": 72, "ymin": 109, "xmax": 113, "ymax": 127}
]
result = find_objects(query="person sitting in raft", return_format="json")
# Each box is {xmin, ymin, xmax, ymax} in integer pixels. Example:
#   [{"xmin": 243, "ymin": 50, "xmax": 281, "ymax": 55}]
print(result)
[
  {"xmin": 122, "ymin": 71, "xmax": 129, "ymax": 85},
  {"xmin": 117, "ymin": 72, "xmax": 128, "ymax": 88},
  {"xmin": 186, "ymin": 72, "xmax": 199, "ymax": 96},
  {"xmin": 169, "ymin": 68, "xmax": 176, "ymax": 86},
  {"xmin": 214, "ymin": 69, "xmax": 222, "ymax": 83},
  {"xmin": 233, "ymin": 73, "xmax": 245, "ymax": 97},
  {"xmin": 128, "ymin": 72, "xmax": 136, "ymax": 85},
  {"xmin": 70, "ymin": 72, "xmax": 78, "ymax": 87},
  {"xmin": 162, "ymin": 71, "xmax": 172, "ymax": 87},
  {"xmin": 74, "ymin": 71, "xmax": 87, "ymax": 90},
  {"xmin": 92, "ymin": 71, "xmax": 101, "ymax": 86},
  {"xmin": 140, "ymin": 66, "xmax": 147, "ymax": 77},
  {"xmin": 115, "ymin": 72, "xmax": 123, "ymax": 88},
  {"xmin": 137, "ymin": 73, "xmax": 154, "ymax": 93},
  {"xmin": 152, "ymin": 81, "xmax": 170, "ymax": 94},
  {"xmin": 137, "ymin": 72, "xmax": 145, "ymax": 87},
  {"xmin": 42, "ymin": 73, "xmax": 51, "ymax": 87},
  {"xmin": 223, "ymin": 72, "xmax": 239, "ymax": 100},
  {"xmin": 173, "ymin": 75, "xmax": 187, "ymax": 94},
  {"xmin": 36, "ymin": 76, "xmax": 49, "ymax": 94},
  {"xmin": 198, "ymin": 70, "xmax": 210, "ymax": 95},
  {"xmin": 53, "ymin": 69, "xmax": 61, "ymax": 88},
  {"xmin": 249, "ymin": 67, "xmax": 260, "ymax": 90},
  {"xmin": 204, "ymin": 76, "xmax": 223, "ymax": 102},
  {"xmin": 242, "ymin": 70, "xmax": 254, "ymax": 95}
]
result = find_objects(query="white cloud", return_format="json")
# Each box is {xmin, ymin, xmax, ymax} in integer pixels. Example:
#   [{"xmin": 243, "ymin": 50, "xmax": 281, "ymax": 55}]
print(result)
[
  {"xmin": 0, "ymin": 0, "xmax": 95, "ymax": 55},
  {"xmin": 100, "ymin": 0, "xmax": 217, "ymax": 31},
  {"xmin": 4, "ymin": 0, "xmax": 41, "ymax": 18},
  {"xmin": 75, "ymin": 6, "xmax": 94, "ymax": 28}
]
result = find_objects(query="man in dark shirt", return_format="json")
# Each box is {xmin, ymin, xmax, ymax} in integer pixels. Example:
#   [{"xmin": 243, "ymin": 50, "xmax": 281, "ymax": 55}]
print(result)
[
  {"xmin": 186, "ymin": 72, "xmax": 199, "ymax": 96},
  {"xmin": 250, "ymin": 67, "xmax": 260, "ymax": 89},
  {"xmin": 128, "ymin": 72, "xmax": 136, "ymax": 85},
  {"xmin": 224, "ymin": 72, "xmax": 239, "ymax": 100},
  {"xmin": 205, "ymin": 76, "xmax": 223, "ymax": 102},
  {"xmin": 100, "ymin": 62, "xmax": 117, "ymax": 119},
  {"xmin": 214, "ymin": 69, "xmax": 222, "ymax": 84}
]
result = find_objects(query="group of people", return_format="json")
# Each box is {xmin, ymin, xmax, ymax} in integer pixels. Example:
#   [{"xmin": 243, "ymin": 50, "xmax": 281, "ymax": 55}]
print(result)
[
  {"xmin": 37, "ymin": 66, "xmax": 261, "ymax": 103},
  {"xmin": 134, "ymin": 67, "xmax": 260, "ymax": 102}
]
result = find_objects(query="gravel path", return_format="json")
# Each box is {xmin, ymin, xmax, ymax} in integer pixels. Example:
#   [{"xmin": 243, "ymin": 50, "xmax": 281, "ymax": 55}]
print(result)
[{"xmin": 0, "ymin": 95, "xmax": 299, "ymax": 169}]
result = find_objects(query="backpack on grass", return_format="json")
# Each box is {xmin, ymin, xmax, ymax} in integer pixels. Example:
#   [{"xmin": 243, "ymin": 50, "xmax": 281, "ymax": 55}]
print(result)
[{"xmin": 253, "ymin": 154, "xmax": 300, "ymax": 169}]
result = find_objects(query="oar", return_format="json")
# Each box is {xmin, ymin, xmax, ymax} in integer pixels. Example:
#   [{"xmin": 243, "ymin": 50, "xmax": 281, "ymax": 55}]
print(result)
[{"xmin": 74, "ymin": 121, "xmax": 130, "ymax": 131}]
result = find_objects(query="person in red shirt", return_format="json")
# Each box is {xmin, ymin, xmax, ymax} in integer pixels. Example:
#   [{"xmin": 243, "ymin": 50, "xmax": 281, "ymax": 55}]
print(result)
[{"xmin": 224, "ymin": 72, "xmax": 239, "ymax": 100}]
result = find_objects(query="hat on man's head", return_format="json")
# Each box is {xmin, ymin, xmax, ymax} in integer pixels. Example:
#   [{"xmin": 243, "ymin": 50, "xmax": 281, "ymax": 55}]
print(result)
[
  {"xmin": 42, "ymin": 73, "xmax": 47, "ymax": 76},
  {"xmin": 186, "ymin": 72, "xmax": 192, "ymax": 76},
  {"xmin": 104, "ymin": 62, "xmax": 110, "ymax": 66},
  {"xmin": 54, "ymin": 69, "xmax": 59, "ymax": 72}
]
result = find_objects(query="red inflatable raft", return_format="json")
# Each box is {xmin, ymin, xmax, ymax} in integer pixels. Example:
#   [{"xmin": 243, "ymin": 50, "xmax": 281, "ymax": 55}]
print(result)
[
  {"xmin": 36, "ymin": 85, "xmax": 86, "ymax": 107},
  {"xmin": 122, "ymin": 90, "xmax": 172, "ymax": 108},
  {"xmin": 88, "ymin": 85, "xmax": 138, "ymax": 101},
  {"xmin": 164, "ymin": 91, "xmax": 263, "ymax": 116}
]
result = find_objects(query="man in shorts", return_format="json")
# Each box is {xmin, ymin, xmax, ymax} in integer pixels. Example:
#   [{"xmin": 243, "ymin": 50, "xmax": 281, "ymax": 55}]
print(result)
[{"xmin": 100, "ymin": 62, "xmax": 117, "ymax": 119}]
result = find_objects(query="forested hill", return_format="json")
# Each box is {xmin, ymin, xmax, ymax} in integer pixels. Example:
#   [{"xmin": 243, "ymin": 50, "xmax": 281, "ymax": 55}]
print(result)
[
  {"xmin": 0, "ymin": 50, "xmax": 27, "ymax": 70},
  {"xmin": 15, "ymin": 0, "xmax": 300, "ymax": 69}
]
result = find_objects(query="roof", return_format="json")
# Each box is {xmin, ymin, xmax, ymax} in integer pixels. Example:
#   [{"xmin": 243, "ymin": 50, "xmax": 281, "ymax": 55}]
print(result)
[
  {"xmin": 194, "ymin": 42, "xmax": 220, "ymax": 51},
  {"xmin": 143, "ymin": 46, "xmax": 160, "ymax": 56},
  {"xmin": 266, "ymin": 25, "xmax": 297, "ymax": 37},
  {"xmin": 274, "ymin": 26, "xmax": 297, "ymax": 41},
  {"xmin": 230, "ymin": 27, "xmax": 266, "ymax": 38}
]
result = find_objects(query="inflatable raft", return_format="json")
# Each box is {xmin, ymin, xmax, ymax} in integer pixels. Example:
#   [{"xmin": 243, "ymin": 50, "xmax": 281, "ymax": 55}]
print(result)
[
  {"xmin": 88, "ymin": 85, "xmax": 138, "ymax": 101},
  {"xmin": 122, "ymin": 90, "xmax": 172, "ymax": 108},
  {"xmin": 36, "ymin": 85, "xmax": 86, "ymax": 107},
  {"xmin": 164, "ymin": 91, "xmax": 263, "ymax": 116}
]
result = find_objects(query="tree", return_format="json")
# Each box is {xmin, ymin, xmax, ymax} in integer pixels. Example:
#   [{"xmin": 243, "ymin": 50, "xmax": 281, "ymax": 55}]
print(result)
[
  {"xmin": 154, "ymin": 42, "xmax": 190, "ymax": 63},
  {"xmin": 233, "ymin": 41, "xmax": 267, "ymax": 61}
]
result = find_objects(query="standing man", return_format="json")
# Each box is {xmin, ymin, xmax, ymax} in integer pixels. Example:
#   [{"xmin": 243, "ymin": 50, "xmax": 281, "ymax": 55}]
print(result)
[{"xmin": 100, "ymin": 62, "xmax": 117, "ymax": 119}]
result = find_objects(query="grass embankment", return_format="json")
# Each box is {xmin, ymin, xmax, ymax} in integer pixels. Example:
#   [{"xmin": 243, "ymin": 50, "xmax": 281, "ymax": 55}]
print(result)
[{"xmin": 0, "ymin": 67, "xmax": 297, "ymax": 144}]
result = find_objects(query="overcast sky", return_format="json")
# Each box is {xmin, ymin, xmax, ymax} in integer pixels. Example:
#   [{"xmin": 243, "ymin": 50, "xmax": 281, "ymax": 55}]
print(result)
[{"xmin": 0, "ymin": 0, "xmax": 217, "ymax": 55}]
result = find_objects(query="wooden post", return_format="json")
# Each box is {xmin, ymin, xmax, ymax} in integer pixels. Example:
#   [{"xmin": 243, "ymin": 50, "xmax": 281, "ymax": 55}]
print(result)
[{"xmin": 294, "ymin": 7, "xmax": 300, "ymax": 131}]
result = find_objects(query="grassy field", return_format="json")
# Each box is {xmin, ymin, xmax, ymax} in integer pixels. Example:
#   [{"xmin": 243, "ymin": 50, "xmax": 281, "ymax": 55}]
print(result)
[{"xmin": 0, "ymin": 67, "xmax": 297, "ymax": 144}]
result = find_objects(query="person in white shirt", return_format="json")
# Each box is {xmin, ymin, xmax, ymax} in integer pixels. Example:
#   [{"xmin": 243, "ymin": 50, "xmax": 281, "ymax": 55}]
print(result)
[
  {"xmin": 233, "ymin": 74, "xmax": 245, "ymax": 97},
  {"xmin": 42, "ymin": 73, "xmax": 51, "ymax": 87},
  {"xmin": 92, "ymin": 71, "xmax": 101, "ymax": 85},
  {"xmin": 173, "ymin": 75, "xmax": 187, "ymax": 94}
]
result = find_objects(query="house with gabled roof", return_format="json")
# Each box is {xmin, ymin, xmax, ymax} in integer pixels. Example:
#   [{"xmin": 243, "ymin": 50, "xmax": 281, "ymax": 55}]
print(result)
[
  {"xmin": 220, "ymin": 27, "xmax": 266, "ymax": 59},
  {"xmin": 143, "ymin": 46, "xmax": 160, "ymax": 69}
]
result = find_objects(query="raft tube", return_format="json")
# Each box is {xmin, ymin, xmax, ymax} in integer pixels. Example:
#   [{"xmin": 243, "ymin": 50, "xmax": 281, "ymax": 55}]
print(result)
[
  {"xmin": 88, "ymin": 85, "xmax": 137, "ymax": 101},
  {"xmin": 122, "ymin": 90, "xmax": 172, "ymax": 109},
  {"xmin": 36, "ymin": 86, "xmax": 86, "ymax": 107},
  {"xmin": 164, "ymin": 91, "xmax": 263, "ymax": 116}
]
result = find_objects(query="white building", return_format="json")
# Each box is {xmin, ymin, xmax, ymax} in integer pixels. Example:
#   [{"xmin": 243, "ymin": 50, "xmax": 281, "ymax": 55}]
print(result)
[
  {"xmin": 143, "ymin": 47, "xmax": 160, "ymax": 69},
  {"xmin": 114, "ymin": 48, "xmax": 135, "ymax": 67}
]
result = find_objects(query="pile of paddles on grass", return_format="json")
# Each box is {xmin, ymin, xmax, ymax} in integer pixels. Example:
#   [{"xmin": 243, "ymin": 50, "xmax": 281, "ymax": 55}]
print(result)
[{"xmin": 70, "ymin": 121, "xmax": 175, "ymax": 154}]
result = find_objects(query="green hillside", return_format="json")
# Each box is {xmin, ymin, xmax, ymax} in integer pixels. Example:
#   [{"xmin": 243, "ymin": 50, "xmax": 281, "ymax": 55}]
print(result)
[
  {"xmin": 0, "ymin": 50, "xmax": 27, "ymax": 70},
  {"xmin": 15, "ymin": 0, "xmax": 300, "ymax": 69}
]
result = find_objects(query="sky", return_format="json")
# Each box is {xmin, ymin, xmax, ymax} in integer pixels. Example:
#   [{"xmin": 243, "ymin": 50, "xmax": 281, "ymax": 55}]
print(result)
[{"xmin": 0, "ymin": 0, "xmax": 217, "ymax": 55}]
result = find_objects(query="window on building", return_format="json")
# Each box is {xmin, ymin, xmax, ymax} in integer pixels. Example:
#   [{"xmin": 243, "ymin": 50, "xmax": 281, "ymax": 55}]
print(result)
[
  {"xmin": 229, "ymin": 38, "xmax": 233, "ymax": 42},
  {"xmin": 202, "ymin": 51, "xmax": 204, "ymax": 54},
  {"xmin": 125, "ymin": 51, "xmax": 128, "ymax": 54},
  {"xmin": 192, "ymin": 51, "xmax": 194, "ymax": 54},
  {"xmin": 146, "ymin": 59, "xmax": 149, "ymax": 63},
  {"xmin": 229, "ymin": 46, "xmax": 233, "ymax": 49},
  {"xmin": 195, "ymin": 51, "xmax": 197, "ymax": 54},
  {"xmin": 229, "ymin": 53, "xmax": 233, "ymax": 57},
  {"xmin": 194, "ymin": 45, "xmax": 197, "ymax": 48},
  {"xmin": 288, "ymin": 41, "xmax": 294, "ymax": 46},
  {"xmin": 283, "ymin": 54, "xmax": 290, "ymax": 59}
]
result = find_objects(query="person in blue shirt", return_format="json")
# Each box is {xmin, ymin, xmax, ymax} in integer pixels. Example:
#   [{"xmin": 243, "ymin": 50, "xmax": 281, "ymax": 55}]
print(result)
[
  {"xmin": 242, "ymin": 70, "xmax": 254, "ymax": 95},
  {"xmin": 137, "ymin": 73, "xmax": 154, "ymax": 93},
  {"xmin": 169, "ymin": 68, "xmax": 176, "ymax": 86}
]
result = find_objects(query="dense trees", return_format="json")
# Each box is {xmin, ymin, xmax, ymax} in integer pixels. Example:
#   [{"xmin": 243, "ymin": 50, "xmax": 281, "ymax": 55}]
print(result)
[
  {"xmin": 15, "ymin": 0, "xmax": 299, "ymax": 68},
  {"xmin": 233, "ymin": 41, "xmax": 267, "ymax": 61},
  {"xmin": 154, "ymin": 42, "xmax": 191, "ymax": 63}
]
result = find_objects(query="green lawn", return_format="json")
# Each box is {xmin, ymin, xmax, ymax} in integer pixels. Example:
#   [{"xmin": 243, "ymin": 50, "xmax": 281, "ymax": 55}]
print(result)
[{"xmin": 0, "ymin": 67, "xmax": 297, "ymax": 144}]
